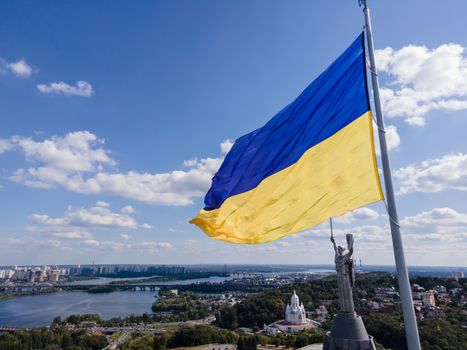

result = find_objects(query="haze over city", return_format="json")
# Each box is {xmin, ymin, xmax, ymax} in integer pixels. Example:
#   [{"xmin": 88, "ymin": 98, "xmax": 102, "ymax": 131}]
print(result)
[{"xmin": 1, "ymin": 0, "xmax": 467, "ymax": 266}]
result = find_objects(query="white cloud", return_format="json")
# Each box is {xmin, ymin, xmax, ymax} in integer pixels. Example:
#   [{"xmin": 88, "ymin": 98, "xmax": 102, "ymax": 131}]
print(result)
[
  {"xmin": 401, "ymin": 207, "xmax": 467, "ymax": 229},
  {"xmin": 334, "ymin": 207, "xmax": 380, "ymax": 224},
  {"xmin": 37, "ymin": 80, "xmax": 94, "ymax": 97},
  {"xmin": 26, "ymin": 224, "xmax": 92, "ymax": 240},
  {"xmin": 8, "ymin": 131, "xmax": 225, "ymax": 205},
  {"xmin": 74, "ymin": 159, "xmax": 222, "ymax": 205},
  {"xmin": 376, "ymin": 43, "xmax": 467, "ymax": 125},
  {"xmin": 30, "ymin": 214, "xmax": 66, "ymax": 226},
  {"xmin": 395, "ymin": 153, "xmax": 467, "ymax": 194},
  {"xmin": 306, "ymin": 223, "xmax": 388, "ymax": 244},
  {"xmin": 84, "ymin": 239, "xmax": 100, "ymax": 246},
  {"xmin": 79, "ymin": 240, "xmax": 173, "ymax": 255},
  {"xmin": 385, "ymin": 125, "xmax": 401, "ymax": 152},
  {"xmin": 349, "ymin": 225, "xmax": 389, "ymax": 242},
  {"xmin": 30, "ymin": 201, "xmax": 147, "ymax": 230},
  {"xmin": 0, "ymin": 58, "xmax": 33, "ymax": 77},
  {"xmin": 220, "ymin": 139, "xmax": 234, "ymax": 154},
  {"xmin": 7, "ymin": 59, "xmax": 32, "ymax": 77},
  {"xmin": 121, "ymin": 205, "xmax": 135, "ymax": 214},
  {"xmin": 0, "ymin": 138, "xmax": 13, "ymax": 153},
  {"xmin": 96, "ymin": 201, "xmax": 110, "ymax": 208},
  {"xmin": 183, "ymin": 158, "xmax": 198, "ymax": 167},
  {"xmin": 68, "ymin": 205, "xmax": 138, "ymax": 229},
  {"xmin": 372, "ymin": 123, "xmax": 400, "ymax": 155},
  {"xmin": 12, "ymin": 131, "xmax": 114, "ymax": 173},
  {"xmin": 333, "ymin": 208, "xmax": 467, "ymax": 244},
  {"xmin": 51, "ymin": 231, "xmax": 92, "ymax": 240},
  {"xmin": 297, "ymin": 207, "xmax": 467, "ymax": 247},
  {"xmin": 129, "ymin": 241, "xmax": 172, "ymax": 249},
  {"xmin": 26, "ymin": 202, "xmax": 153, "ymax": 250},
  {"xmin": 10, "ymin": 167, "xmax": 70, "ymax": 189},
  {"xmin": 400, "ymin": 207, "xmax": 467, "ymax": 243}
]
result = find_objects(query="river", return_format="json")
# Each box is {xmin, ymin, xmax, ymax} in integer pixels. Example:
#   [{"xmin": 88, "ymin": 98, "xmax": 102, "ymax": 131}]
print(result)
[
  {"xmin": 0, "ymin": 270, "xmax": 333, "ymax": 328},
  {"xmin": 0, "ymin": 275, "xmax": 236, "ymax": 328},
  {"xmin": 62, "ymin": 275, "xmax": 236, "ymax": 286},
  {"xmin": 0, "ymin": 291, "xmax": 157, "ymax": 328}
]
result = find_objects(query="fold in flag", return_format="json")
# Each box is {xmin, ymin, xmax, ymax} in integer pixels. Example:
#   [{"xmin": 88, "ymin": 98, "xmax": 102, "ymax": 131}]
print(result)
[{"xmin": 190, "ymin": 33, "xmax": 383, "ymax": 244}]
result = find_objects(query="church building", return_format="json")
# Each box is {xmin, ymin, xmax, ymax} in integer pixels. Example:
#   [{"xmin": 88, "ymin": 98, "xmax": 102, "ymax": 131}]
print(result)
[
  {"xmin": 285, "ymin": 290, "xmax": 307, "ymax": 324},
  {"xmin": 263, "ymin": 290, "xmax": 318, "ymax": 334}
]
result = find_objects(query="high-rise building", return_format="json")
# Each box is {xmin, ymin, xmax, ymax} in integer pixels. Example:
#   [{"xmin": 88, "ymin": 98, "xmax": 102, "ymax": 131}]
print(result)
[
  {"xmin": 28, "ymin": 270, "xmax": 36, "ymax": 283},
  {"xmin": 13, "ymin": 268, "xmax": 27, "ymax": 281},
  {"xmin": 37, "ymin": 270, "xmax": 46, "ymax": 282},
  {"xmin": 48, "ymin": 270, "xmax": 60, "ymax": 283}
]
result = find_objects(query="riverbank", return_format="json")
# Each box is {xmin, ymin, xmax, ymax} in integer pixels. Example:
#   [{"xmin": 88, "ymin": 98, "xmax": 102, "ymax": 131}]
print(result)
[
  {"xmin": 108, "ymin": 272, "xmax": 230, "ymax": 285},
  {"xmin": 0, "ymin": 288, "xmax": 60, "ymax": 301}
]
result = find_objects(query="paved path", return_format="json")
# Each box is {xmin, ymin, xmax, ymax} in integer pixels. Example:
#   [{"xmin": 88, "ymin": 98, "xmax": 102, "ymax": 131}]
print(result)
[
  {"xmin": 102, "ymin": 332, "xmax": 129, "ymax": 350},
  {"xmin": 297, "ymin": 344, "xmax": 323, "ymax": 350}
]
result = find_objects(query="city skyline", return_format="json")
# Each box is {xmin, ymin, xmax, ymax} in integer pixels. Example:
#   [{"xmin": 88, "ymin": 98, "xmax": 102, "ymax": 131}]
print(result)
[{"xmin": 1, "ymin": 0, "xmax": 467, "ymax": 266}]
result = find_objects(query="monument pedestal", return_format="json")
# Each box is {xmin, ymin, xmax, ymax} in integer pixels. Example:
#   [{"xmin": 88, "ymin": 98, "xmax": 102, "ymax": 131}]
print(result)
[{"xmin": 323, "ymin": 313, "xmax": 376, "ymax": 350}]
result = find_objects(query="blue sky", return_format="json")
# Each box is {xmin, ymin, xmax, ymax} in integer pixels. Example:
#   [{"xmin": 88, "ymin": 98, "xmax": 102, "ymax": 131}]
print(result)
[{"xmin": 1, "ymin": 0, "xmax": 466, "ymax": 266}]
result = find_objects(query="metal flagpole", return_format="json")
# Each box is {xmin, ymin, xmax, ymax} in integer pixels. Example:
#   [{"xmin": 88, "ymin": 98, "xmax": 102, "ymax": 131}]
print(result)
[{"xmin": 359, "ymin": 1, "xmax": 422, "ymax": 349}]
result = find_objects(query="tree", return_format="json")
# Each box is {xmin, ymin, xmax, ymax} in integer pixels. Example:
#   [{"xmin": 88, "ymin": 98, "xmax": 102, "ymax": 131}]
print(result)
[
  {"xmin": 215, "ymin": 306, "xmax": 238, "ymax": 330},
  {"xmin": 237, "ymin": 336, "xmax": 257, "ymax": 350},
  {"xmin": 153, "ymin": 333, "xmax": 172, "ymax": 350},
  {"xmin": 61, "ymin": 330, "xmax": 72, "ymax": 348}
]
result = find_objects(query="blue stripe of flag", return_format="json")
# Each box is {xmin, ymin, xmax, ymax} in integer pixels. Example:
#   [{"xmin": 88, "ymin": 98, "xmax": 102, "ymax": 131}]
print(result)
[{"xmin": 205, "ymin": 33, "xmax": 369, "ymax": 211}]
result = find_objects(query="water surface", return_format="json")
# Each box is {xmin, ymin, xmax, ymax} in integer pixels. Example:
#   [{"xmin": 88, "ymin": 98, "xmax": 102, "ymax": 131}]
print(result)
[{"xmin": 0, "ymin": 291, "xmax": 157, "ymax": 328}]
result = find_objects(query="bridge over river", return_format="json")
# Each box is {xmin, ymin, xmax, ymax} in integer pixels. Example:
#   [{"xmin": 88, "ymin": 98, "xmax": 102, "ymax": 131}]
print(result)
[
  {"xmin": 0, "ymin": 282, "xmax": 168, "ymax": 292},
  {"xmin": 60, "ymin": 282, "xmax": 162, "ymax": 291}
]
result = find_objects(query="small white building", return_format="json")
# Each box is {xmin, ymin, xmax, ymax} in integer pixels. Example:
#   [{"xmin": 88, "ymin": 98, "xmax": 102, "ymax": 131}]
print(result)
[
  {"xmin": 264, "ymin": 291, "xmax": 318, "ymax": 334},
  {"xmin": 285, "ymin": 290, "xmax": 307, "ymax": 324}
]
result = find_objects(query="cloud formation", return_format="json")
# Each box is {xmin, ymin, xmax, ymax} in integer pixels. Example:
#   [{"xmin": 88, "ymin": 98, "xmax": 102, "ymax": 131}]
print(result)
[
  {"xmin": 0, "ymin": 138, "xmax": 13, "ymax": 153},
  {"xmin": 373, "ymin": 123, "xmax": 401, "ymax": 155},
  {"xmin": 401, "ymin": 207, "xmax": 467, "ymax": 242},
  {"xmin": 13, "ymin": 131, "xmax": 114, "ymax": 173},
  {"xmin": 220, "ymin": 139, "xmax": 234, "ymax": 154},
  {"xmin": 30, "ymin": 201, "xmax": 151, "ymax": 230},
  {"xmin": 401, "ymin": 207, "xmax": 467, "ymax": 229},
  {"xmin": 376, "ymin": 43, "xmax": 467, "ymax": 126},
  {"xmin": 334, "ymin": 207, "xmax": 380, "ymax": 224},
  {"xmin": 0, "ymin": 234, "xmax": 173, "ymax": 262},
  {"xmin": 395, "ymin": 153, "xmax": 467, "ymax": 194},
  {"xmin": 37, "ymin": 80, "xmax": 94, "ymax": 97},
  {"xmin": 79, "ymin": 240, "xmax": 173, "ymax": 255},
  {"xmin": 6, "ymin": 131, "xmax": 224, "ymax": 205},
  {"xmin": 0, "ymin": 58, "xmax": 32, "ymax": 77}
]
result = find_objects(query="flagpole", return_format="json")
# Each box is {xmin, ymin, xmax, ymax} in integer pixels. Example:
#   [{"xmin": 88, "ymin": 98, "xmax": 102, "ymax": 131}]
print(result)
[{"xmin": 359, "ymin": 1, "xmax": 421, "ymax": 349}]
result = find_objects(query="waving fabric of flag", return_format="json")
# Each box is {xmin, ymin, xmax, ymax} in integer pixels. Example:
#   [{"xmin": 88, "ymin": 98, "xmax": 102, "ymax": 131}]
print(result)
[{"xmin": 190, "ymin": 33, "xmax": 383, "ymax": 244}]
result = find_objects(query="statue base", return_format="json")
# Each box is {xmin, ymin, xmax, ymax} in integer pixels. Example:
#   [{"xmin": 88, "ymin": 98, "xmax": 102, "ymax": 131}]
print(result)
[{"xmin": 323, "ymin": 313, "xmax": 376, "ymax": 350}]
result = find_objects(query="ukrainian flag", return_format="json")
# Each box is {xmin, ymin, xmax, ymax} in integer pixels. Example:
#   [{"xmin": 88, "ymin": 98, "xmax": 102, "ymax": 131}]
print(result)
[{"xmin": 190, "ymin": 33, "xmax": 383, "ymax": 244}]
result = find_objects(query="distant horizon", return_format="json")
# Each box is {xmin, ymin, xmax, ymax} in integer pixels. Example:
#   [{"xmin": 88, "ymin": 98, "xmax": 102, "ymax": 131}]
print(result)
[{"xmin": 2, "ymin": 263, "xmax": 465, "ymax": 269}]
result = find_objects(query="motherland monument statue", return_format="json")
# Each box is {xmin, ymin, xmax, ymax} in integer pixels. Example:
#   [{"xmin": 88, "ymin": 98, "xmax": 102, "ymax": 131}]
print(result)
[
  {"xmin": 323, "ymin": 229, "xmax": 377, "ymax": 350},
  {"xmin": 332, "ymin": 233, "xmax": 355, "ymax": 315}
]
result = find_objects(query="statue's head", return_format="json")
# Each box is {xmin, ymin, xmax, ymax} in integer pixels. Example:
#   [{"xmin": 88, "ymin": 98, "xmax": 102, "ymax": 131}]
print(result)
[{"xmin": 337, "ymin": 246, "xmax": 345, "ymax": 255}]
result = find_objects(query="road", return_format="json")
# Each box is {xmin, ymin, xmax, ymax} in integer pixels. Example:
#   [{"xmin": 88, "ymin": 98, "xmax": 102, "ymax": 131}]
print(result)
[{"xmin": 103, "ymin": 331, "xmax": 129, "ymax": 350}]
